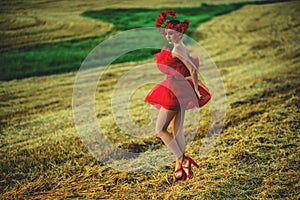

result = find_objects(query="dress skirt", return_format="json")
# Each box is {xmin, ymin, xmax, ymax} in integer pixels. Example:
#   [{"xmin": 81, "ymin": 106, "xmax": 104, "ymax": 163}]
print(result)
[{"xmin": 144, "ymin": 75, "xmax": 211, "ymax": 111}]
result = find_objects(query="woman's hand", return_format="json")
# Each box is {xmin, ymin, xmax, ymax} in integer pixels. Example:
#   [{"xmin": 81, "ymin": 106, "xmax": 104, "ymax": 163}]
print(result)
[{"xmin": 195, "ymin": 89, "xmax": 205, "ymax": 100}]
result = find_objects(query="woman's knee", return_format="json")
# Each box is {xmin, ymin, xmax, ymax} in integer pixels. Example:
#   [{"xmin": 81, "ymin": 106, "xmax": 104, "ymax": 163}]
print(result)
[
  {"xmin": 155, "ymin": 128, "xmax": 162, "ymax": 137},
  {"xmin": 155, "ymin": 128, "xmax": 166, "ymax": 138}
]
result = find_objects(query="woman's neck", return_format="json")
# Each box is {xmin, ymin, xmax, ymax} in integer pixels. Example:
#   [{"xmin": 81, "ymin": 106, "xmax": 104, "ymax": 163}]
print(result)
[{"xmin": 173, "ymin": 39, "xmax": 184, "ymax": 48}]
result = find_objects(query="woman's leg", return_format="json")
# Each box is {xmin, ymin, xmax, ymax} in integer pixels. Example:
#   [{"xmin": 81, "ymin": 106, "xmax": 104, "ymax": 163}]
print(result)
[
  {"xmin": 171, "ymin": 109, "xmax": 186, "ymax": 174},
  {"xmin": 171, "ymin": 109, "xmax": 186, "ymax": 153},
  {"xmin": 171, "ymin": 109, "xmax": 199, "ymax": 179},
  {"xmin": 155, "ymin": 108, "xmax": 183, "ymax": 159}
]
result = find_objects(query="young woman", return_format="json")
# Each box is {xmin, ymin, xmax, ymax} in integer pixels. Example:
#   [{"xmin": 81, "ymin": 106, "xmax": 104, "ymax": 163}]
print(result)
[{"xmin": 144, "ymin": 10, "xmax": 211, "ymax": 182}]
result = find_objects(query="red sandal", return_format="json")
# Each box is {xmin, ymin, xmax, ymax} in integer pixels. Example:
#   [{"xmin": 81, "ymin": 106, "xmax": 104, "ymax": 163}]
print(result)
[
  {"xmin": 173, "ymin": 167, "xmax": 186, "ymax": 182},
  {"xmin": 173, "ymin": 158, "xmax": 186, "ymax": 182},
  {"xmin": 181, "ymin": 155, "xmax": 199, "ymax": 179}
]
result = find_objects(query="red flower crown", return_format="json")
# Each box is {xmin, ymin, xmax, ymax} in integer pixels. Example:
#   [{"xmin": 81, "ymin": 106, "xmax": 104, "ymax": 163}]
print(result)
[{"xmin": 156, "ymin": 9, "xmax": 190, "ymax": 35}]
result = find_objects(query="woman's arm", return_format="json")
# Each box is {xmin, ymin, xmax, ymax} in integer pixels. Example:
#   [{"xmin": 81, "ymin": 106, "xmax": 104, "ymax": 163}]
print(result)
[{"xmin": 172, "ymin": 47, "xmax": 204, "ymax": 99}]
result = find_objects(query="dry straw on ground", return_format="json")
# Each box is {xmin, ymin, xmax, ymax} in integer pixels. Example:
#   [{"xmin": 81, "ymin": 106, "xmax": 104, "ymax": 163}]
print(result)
[{"xmin": 1, "ymin": 0, "xmax": 299, "ymax": 199}]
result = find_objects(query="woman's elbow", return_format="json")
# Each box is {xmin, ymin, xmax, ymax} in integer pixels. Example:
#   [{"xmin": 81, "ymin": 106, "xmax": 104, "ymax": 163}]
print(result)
[{"xmin": 190, "ymin": 68, "xmax": 197, "ymax": 75}]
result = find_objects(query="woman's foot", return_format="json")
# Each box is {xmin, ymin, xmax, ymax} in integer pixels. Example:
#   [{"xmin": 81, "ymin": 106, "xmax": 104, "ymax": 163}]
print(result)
[
  {"xmin": 173, "ymin": 156, "xmax": 186, "ymax": 182},
  {"xmin": 173, "ymin": 167, "xmax": 185, "ymax": 182},
  {"xmin": 181, "ymin": 154, "xmax": 199, "ymax": 179}
]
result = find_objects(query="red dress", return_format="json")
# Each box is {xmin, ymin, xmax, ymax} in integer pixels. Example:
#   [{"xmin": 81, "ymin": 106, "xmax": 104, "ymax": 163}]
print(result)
[{"xmin": 144, "ymin": 48, "xmax": 211, "ymax": 110}]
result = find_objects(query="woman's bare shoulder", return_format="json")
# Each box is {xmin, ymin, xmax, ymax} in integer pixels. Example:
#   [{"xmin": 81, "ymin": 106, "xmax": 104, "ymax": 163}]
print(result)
[{"xmin": 172, "ymin": 46, "xmax": 190, "ymax": 58}]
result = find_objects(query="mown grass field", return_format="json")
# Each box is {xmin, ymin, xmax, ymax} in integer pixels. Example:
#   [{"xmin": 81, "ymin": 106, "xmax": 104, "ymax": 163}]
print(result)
[{"xmin": 1, "ymin": 0, "xmax": 299, "ymax": 199}]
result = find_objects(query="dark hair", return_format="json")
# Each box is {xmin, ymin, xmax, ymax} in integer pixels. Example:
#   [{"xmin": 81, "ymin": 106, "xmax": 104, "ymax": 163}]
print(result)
[{"xmin": 169, "ymin": 19, "xmax": 180, "ymax": 28}]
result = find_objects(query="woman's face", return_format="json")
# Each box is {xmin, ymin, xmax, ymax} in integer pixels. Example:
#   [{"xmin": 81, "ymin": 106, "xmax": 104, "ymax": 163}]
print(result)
[{"xmin": 165, "ymin": 29, "xmax": 180, "ymax": 44}]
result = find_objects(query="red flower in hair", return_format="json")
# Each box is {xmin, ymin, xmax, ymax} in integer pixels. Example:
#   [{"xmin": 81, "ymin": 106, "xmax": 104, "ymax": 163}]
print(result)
[
  {"xmin": 175, "ymin": 24, "xmax": 181, "ymax": 31},
  {"xmin": 183, "ymin": 19, "xmax": 190, "ymax": 26},
  {"xmin": 166, "ymin": 22, "xmax": 173, "ymax": 29},
  {"xmin": 181, "ymin": 19, "xmax": 190, "ymax": 33},
  {"xmin": 161, "ymin": 10, "xmax": 167, "ymax": 18},
  {"xmin": 167, "ymin": 9, "xmax": 176, "ymax": 18},
  {"xmin": 155, "ymin": 9, "xmax": 189, "ymax": 34},
  {"xmin": 156, "ymin": 15, "xmax": 165, "ymax": 27}
]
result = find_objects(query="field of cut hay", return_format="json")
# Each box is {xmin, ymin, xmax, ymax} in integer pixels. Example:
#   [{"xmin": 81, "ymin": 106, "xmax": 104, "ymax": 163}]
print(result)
[{"xmin": 1, "ymin": 0, "xmax": 299, "ymax": 199}]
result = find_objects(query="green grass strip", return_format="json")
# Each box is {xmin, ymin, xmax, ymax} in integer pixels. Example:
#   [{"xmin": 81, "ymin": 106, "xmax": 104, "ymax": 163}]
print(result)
[{"xmin": 0, "ymin": 3, "xmax": 247, "ymax": 80}]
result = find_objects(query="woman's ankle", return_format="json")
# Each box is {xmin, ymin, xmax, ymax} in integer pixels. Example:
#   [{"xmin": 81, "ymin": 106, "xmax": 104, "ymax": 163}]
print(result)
[
  {"xmin": 176, "ymin": 155, "xmax": 183, "ymax": 162},
  {"xmin": 176, "ymin": 155, "xmax": 185, "ymax": 166}
]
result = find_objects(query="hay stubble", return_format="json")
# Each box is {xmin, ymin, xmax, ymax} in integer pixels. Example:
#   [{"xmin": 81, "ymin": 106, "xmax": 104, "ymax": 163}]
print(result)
[{"xmin": 1, "ymin": 0, "xmax": 299, "ymax": 199}]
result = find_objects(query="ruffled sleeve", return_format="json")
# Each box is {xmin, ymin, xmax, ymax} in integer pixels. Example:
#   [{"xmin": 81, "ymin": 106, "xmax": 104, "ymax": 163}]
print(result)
[
  {"xmin": 155, "ymin": 48, "xmax": 200, "ymax": 77},
  {"xmin": 155, "ymin": 48, "xmax": 174, "ymax": 75}
]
